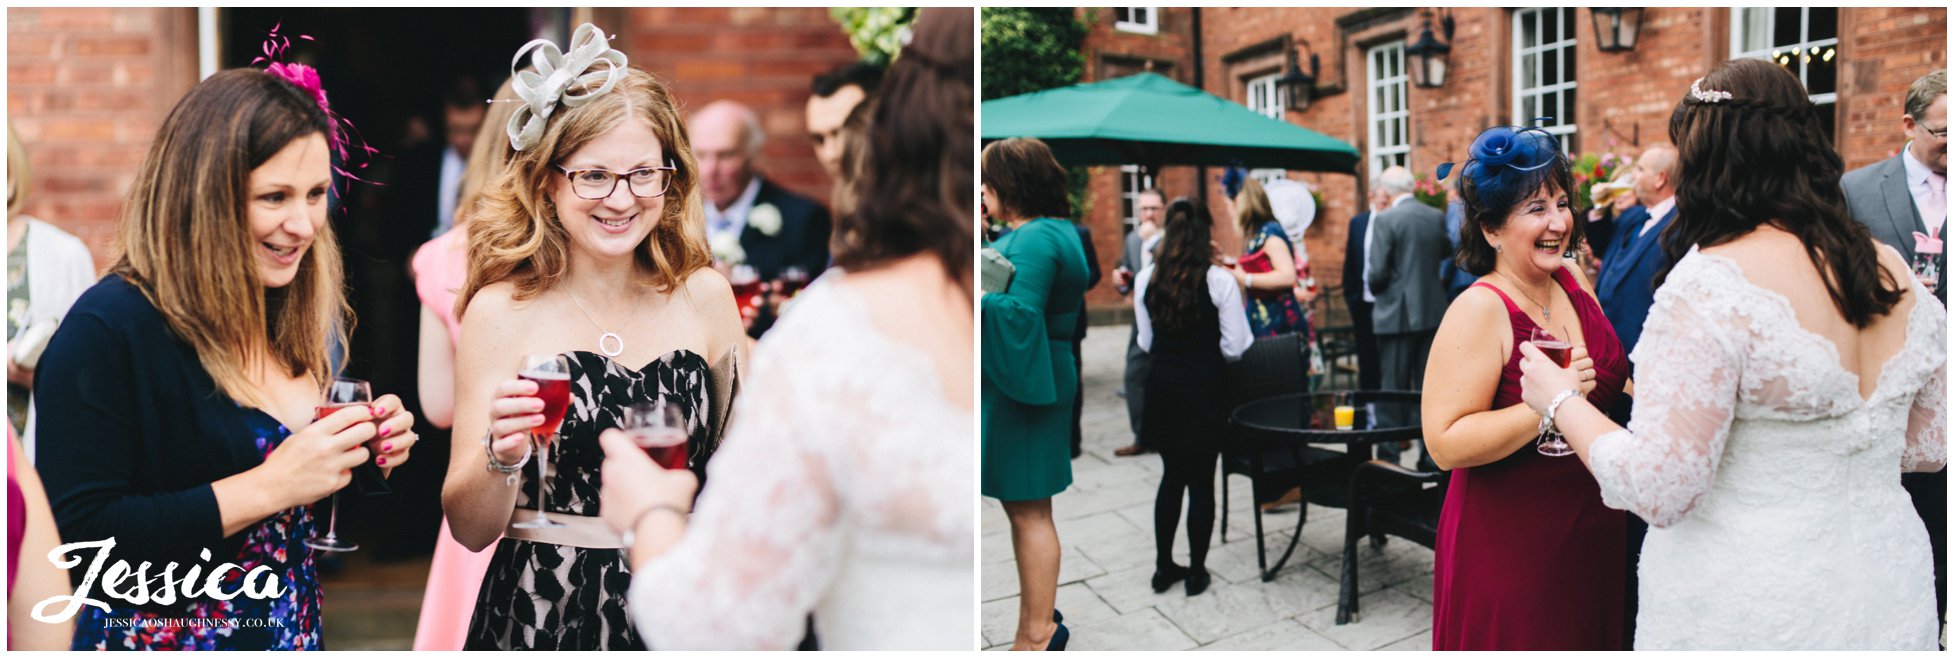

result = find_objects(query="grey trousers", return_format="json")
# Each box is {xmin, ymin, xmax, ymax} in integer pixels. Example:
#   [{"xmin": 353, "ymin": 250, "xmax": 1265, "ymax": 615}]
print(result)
[
  {"xmin": 1125, "ymin": 324, "xmax": 1150, "ymax": 444},
  {"xmin": 1376, "ymin": 329, "xmax": 1435, "ymax": 466}
]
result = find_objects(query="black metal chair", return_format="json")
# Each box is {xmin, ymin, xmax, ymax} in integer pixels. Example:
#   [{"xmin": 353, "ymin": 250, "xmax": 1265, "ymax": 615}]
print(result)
[
  {"xmin": 1312, "ymin": 285, "xmax": 1358, "ymax": 390},
  {"xmin": 1219, "ymin": 332, "xmax": 1307, "ymax": 545},
  {"xmin": 1220, "ymin": 332, "xmax": 1361, "ymax": 582},
  {"xmin": 1336, "ymin": 459, "xmax": 1448, "ymax": 624}
]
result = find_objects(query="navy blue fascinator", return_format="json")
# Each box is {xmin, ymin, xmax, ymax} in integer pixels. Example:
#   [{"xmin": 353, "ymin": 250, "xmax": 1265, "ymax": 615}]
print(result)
[
  {"xmin": 1219, "ymin": 166, "xmax": 1248, "ymax": 200},
  {"xmin": 1436, "ymin": 119, "xmax": 1564, "ymax": 215}
]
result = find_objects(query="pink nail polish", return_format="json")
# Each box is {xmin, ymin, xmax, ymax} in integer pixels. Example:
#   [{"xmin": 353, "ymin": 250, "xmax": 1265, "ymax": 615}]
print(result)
[
  {"xmin": 377, "ymin": 457, "xmax": 388, "ymax": 466},
  {"xmin": 371, "ymin": 405, "xmax": 384, "ymax": 417},
  {"xmin": 381, "ymin": 442, "xmax": 394, "ymax": 452},
  {"xmin": 380, "ymin": 426, "xmax": 392, "ymax": 438}
]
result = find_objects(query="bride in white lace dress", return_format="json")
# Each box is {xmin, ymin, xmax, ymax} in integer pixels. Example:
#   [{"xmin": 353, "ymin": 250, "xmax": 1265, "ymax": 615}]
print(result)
[
  {"xmin": 1517, "ymin": 58, "xmax": 1945, "ymax": 650},
  {"xmin": 591, "ymin": 9, "xmax": 975, "ymax": 650}
]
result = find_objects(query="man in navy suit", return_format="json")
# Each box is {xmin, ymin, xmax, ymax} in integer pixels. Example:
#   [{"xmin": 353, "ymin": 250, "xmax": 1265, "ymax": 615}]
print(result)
[
  {"xmin": 1591, "ymin": 142, "xmax": 1677, "ymax": 647},
  {"xmin": 691, "ymin": 100, "xmax": 833, "ymax": 336},
  {"xmin": 1341, "ymin": 188, "xmax": 1386, "ymax": 391},
  {"xmin": 1596, "ymin": 143, "xmax": 1678, "ymax": 364}
]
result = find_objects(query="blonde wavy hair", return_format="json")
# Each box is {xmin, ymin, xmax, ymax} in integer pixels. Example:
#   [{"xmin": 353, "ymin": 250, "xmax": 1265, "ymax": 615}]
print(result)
[
  {"xmin": 457, "ymin": 66, "xmax": 708, "ymax": 318},
  {"xmin": 1233, "ymin": 177, "xmax": 1276, "ymax": 246},
  {"xmin": 7, "ymin": 120, "xmax": 30, "ymax": 218},
  {"xmin": 109, "ymin": 69, "xmax": 349, "ymax": 406}
]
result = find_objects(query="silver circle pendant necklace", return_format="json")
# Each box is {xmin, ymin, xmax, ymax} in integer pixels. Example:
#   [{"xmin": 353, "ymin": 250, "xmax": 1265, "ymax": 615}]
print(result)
[{"xmin": 566, "ymin": 287, "xmax": 642, "ymax": 358}]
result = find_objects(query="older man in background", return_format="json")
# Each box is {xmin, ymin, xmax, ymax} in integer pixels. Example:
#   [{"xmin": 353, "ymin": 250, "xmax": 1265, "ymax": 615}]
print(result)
[
  {"xmin": 690, "ymin": 100, "xmax": 833, "ymax": 336},
  {"xmin": 1366, "ymin": 166, "xmax": 1448, "ymax": 467}
]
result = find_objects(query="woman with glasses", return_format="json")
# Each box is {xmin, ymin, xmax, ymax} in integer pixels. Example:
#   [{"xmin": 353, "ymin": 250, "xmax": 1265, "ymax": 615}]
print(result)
[{"xmin": 442, "ymin": 26, "xmax": 745, "ymax": 650}]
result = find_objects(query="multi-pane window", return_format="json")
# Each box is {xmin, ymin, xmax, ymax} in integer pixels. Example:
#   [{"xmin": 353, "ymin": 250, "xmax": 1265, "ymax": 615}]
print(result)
[
  {"xmin": 1114, "ymin": 8, "xmax": 1157, "ymax": 35},
  {"xmin": 1732, "ymin": 7, "xmax": 1838, "ymax": 139},
  {"xmin": 1244, "ymin": 72, "xmax": 1288, "ymax": 186},
  {"xmin": 1513, "ymin": 7, "xmax": 1578, "ymax": 153},
  {"xmin": 1120, "ymin": 165, "xmax": 1156, "ymax": 228},
  {"xmin": 1366, "ymin": 41, "xmax": 1410, "ymax": 177}
]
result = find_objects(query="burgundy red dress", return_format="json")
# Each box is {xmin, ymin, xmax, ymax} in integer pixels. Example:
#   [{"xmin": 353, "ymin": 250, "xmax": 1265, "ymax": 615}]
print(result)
[{"xmin": 1432, "ymin": 266, "xmax": 1630, "ymax": 650}]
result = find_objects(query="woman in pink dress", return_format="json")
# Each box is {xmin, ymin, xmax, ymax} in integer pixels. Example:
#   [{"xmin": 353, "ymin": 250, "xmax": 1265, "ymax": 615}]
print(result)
[
  {"xmin": 1422, "ymin": 124, "xmax": 1629, "ymax": 649},
  {"xmin": 409, "ymin": 76, "xmax": 520, "ymax": 651}
]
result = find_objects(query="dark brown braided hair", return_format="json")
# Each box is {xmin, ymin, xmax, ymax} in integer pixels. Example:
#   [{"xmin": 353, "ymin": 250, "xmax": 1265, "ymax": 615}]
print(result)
[
  {"xmin": 1660, "ymin": 58, "xmax": 1903, "ymax": 327},
  {"xmin": 1145, "ymin": 198, "xmax": 1216, "ymax": 335}
]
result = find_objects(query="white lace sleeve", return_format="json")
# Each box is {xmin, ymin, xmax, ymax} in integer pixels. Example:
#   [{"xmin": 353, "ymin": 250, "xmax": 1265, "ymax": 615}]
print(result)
[
  {"xmin": 1903, "ymin": 289, "xmax": 1946, "ymax": 472},
  {"xmin": 1588, "ymin": 287, "xmax": 1744, "ymax": 528},
  {"xmin": 628, "ymin": 332, "xmax": 846, "ymax": 650},
  {"xmin": 626, "ymin": 280, "xmax": 974, "ymax": 650}
]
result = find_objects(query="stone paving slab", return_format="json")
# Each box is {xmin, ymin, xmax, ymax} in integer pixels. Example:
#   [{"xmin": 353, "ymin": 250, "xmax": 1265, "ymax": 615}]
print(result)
[{"xmin": 981, "ymin": 325, "xmax": 1434, "ymax": 650}]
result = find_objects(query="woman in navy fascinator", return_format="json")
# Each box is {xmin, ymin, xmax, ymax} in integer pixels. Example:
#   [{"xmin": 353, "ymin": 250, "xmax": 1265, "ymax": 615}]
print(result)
[{"xmin": 1418, "ymin": 121, "xmax": 1631, "ymax": 649}]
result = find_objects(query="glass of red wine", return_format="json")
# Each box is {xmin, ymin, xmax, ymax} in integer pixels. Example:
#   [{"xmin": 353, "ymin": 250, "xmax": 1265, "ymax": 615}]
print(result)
[
  {"xmin": 778, "ymin": 266, "xmax": 810, "ymax": 299},
  {"xmin": 729, "ymin": 265, "xmax": 763, "ymax": 317},
  {"xmin": 305, "ymin": 377, "xmax": 371, "ymax": 552},
  {"xmin": 512, "ymin": 354, "xmax": 572, "ymax": 529},
  {"xmin": 1530, "ymin": 326, "xmax": 1578, "ymax": 457},
  {"xmin": 624, "ymin": 400, "xmax": 689, "ymax": 470}
]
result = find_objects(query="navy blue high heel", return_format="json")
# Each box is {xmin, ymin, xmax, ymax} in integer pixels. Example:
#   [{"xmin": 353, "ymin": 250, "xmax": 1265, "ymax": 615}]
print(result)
[
  {"xmin": 1053, "ymin": 609, "xmax": 1063, "ymax": 623},
  {"xmin": 1046, "ymin": 621, "xmax": 1070, "ymax": 651}
]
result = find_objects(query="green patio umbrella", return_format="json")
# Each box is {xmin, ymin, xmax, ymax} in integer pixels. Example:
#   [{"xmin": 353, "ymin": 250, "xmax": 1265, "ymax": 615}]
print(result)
[{"xmin": 981, "ymin": 72, "xmax": 1360, "ymax": 175}]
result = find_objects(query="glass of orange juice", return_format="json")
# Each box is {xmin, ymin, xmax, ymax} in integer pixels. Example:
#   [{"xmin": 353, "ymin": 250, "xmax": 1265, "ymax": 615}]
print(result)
[{"xmin": 1333, "ymin": 392, "xmax": 1355, "ymax": 431}]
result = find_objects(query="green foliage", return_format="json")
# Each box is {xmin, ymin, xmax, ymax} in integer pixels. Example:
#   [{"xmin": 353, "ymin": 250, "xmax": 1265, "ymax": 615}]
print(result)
[
  {"xmin": 980, "ymin": 8, "xmax": 1088, "ymax": 101},
  {"xmin": 829, "ymin": 7, "xmax": 918, "ymax": 66}
]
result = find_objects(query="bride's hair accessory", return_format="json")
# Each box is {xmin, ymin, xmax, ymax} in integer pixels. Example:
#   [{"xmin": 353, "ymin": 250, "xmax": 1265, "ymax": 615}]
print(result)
[
  {"xmin": 1435, "ymin": 119, "xmax": 1563, "ymax": 214},
  {"xmin": 1688, "ymin": 77, "xmax": 1734, "ymax": 104},
  {"xmin": 507, "ymin": 23, "xmax": 629, "ymax": 151},
  {"xmin": 252, "ymin": 22, "xmax": 378, "ymax": 190}
]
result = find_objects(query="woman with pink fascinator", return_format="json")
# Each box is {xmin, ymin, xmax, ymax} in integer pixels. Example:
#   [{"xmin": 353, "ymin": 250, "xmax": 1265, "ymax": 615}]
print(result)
[{"xmin": 32, "ymin": 50, "xmax": 418, "ymax": 649}]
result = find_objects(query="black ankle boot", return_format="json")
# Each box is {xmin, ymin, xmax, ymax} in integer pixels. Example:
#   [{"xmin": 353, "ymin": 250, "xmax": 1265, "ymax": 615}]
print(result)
[
  {"xmin": 1184, "ymin": 567, "xmax": 1211, "ymax": 596},
  {"xmin": 1151, "ymin": 563, "xmax": 1187, "ymax": 593}
]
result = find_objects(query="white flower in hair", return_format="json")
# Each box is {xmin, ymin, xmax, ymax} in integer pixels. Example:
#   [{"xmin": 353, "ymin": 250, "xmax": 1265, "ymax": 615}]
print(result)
[
  {"xmin": 1689, "ymin": 77, "xmax": 1733, "ymax": 104},
  {"xmin": 748, "ymin": 203, "xmax": 783, "ymax": 237},
  {"xmin": 710, "ymin": 231, "xmax": 746, "ymax": 266},
  {"xmin": 508, "ymin": 23, "xmax": 629, "ymax": 151}
]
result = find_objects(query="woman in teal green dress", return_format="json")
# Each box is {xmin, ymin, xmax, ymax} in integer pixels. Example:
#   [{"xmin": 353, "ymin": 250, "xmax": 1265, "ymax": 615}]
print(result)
[{"xmin": 980, "ymin": 138, "xmax": 1088, "ymax": 651}]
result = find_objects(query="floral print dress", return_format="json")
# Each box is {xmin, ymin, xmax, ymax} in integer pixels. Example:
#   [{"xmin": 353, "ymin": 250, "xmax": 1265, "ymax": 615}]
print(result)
[
  {"xmin": 1242, "ymin": 220, "xmax": 1307, "ymax": 337},
  {"xmin": 71, "ymin": 410, "xmax": 323, "ymax": 650}
]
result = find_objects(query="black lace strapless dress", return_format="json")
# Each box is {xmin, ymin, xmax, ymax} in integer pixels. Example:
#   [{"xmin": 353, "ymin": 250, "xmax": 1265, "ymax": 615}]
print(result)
[{"xmin": 465, "ymin": 350, "xmax": 711, "ymax": 650}]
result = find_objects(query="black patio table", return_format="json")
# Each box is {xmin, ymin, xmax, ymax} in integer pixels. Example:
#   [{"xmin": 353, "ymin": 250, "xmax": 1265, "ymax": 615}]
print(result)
[{"xmin": 1227, "ymin": 390, "xmax": 1423, "ymax": 581}]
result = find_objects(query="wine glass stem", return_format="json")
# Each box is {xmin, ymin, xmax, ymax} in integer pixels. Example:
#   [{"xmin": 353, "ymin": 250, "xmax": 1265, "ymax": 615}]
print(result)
[
  {"xmin": 533, "ymin": 433, "xmax": 551, "ymax": 524},
  {"xmin": 325, "ymin": 491, "xmax": 341, "ymax": 539}
]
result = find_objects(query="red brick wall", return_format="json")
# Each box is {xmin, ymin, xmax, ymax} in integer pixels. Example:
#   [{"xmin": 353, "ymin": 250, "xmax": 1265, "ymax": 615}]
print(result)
[
  {"xmin": 1839, "ymin": 7, "xmax": 1948, "ymax": 170},
  {"xmin": 5, "ymin": 8, "xmax": 866, "ymax": 273},
  {"xmin": 1075, "ymin": 8, "xmax": 1200, "ymax": 312},
  {"xmin": 8, "ymin": 7, "xmax": 197, "ymax": 273},
  {"xmin": 620, "ymin": 7, "xmax": 865, "ymax": 205},
  {"xmin": 1067, "ymin": 6, "xmax": 1946, "ymax": 316}
]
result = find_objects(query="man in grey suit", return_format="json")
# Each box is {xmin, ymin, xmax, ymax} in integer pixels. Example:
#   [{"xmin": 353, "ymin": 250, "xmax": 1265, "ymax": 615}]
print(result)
[
  {"xmin": 1114, "ymin": 189, "xmax": 1166, "ymax": 457},
  {"xmin": 1367, "ymin": 166, "xmax": 1450, "ymax": 465},
  {"xmin": 1842, "ymin": 67, "xmax": 1946, "ymax": 630},
  {"xmin": 1845, "ymin": 68, "xmax": 1945, "ymax": 305}
]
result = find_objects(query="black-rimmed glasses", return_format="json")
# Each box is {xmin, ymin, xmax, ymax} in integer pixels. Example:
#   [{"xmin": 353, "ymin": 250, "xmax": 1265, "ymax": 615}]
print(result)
[{"xmin": 556, "ymin": 162, "xmax": 678, "ymax": 200}]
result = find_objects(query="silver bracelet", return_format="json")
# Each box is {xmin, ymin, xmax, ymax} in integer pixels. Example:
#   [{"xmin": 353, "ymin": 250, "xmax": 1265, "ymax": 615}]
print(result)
[
  {"xmin": 483, "ymin": 431, "xmax": 532, "ymax": 483},
  {"xmin": 1543, "ymin": 388, "xmax": 1582, "ymax": 431}
]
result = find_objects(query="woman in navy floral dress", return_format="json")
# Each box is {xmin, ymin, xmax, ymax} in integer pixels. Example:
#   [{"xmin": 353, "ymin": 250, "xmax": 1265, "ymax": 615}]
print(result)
[
  {"xmin": 33, "ymin": 67, "xmax": 417, "ymax": 650},
  {"xmin": 1227, "ymin": 178, "xmax": 1308, "ymax": 337}
]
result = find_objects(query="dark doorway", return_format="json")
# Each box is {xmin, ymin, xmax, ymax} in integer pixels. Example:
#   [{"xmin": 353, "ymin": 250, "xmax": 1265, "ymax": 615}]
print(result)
[{"xmin": 221, "ymin": 9, "xmax": 553, "ymax": 563}]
